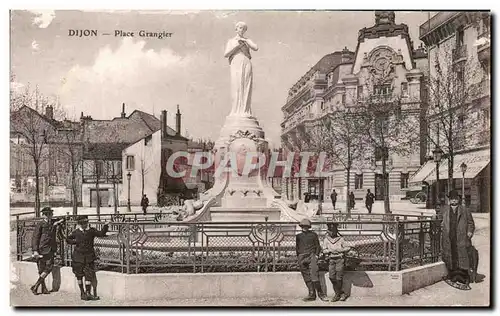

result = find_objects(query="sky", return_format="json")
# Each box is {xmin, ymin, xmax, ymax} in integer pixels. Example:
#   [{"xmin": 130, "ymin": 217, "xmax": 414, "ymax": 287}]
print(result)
[{"xmin": 10, "ymin": 10, "xmax": 430, "ymax": 147}]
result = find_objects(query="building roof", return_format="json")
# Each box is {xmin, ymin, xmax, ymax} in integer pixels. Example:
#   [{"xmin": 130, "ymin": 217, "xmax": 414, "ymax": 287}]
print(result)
[
  {"xmin": 82, "ymin": 110, "xmax": 162, "ymax": 144},
  {"xmin": 83, "ymin": 143, "xmax": 129, "ymax": 160},
  {"xmin": 311, "ymin": 52, "xmax": 343, "ymax": 73}
]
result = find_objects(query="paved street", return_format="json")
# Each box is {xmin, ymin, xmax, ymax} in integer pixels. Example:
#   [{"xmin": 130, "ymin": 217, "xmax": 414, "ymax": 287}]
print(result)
[
  {"xmin": 10, "ymin": 213, "xmax": 490, "ymax": 307},
  {"xmin": 9, "ymin": 200, "xmax": 438, "ymax": 218}
]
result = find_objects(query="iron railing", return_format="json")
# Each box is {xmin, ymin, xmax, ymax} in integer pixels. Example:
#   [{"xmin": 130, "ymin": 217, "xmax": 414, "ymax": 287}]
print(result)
[{"xmin": 15, "ymin": 215, "xmax": 441, "ymax": 274}]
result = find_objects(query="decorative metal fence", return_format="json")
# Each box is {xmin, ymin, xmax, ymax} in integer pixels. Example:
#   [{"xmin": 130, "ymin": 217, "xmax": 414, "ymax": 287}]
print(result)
[{"xmin": 15, "ymin": 215, "xmax": 441, "ymax": 274}]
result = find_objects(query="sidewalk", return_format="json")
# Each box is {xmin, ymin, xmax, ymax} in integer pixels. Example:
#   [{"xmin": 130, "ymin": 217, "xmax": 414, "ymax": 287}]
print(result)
[{"xmin": 11, "ymin": 215, "xmax": 490, "ymax": 307}]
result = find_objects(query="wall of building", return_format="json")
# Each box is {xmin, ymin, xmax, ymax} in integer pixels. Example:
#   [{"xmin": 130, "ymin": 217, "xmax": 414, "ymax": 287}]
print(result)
[{"xmin": 121, "ymin": 131, "xmax": 189, "ymax": 206}]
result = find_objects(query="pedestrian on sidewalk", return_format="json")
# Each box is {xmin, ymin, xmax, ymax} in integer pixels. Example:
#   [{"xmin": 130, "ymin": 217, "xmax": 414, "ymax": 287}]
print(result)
[
  {"xmin": 348, "ymin": 192, "xmax": 355, "ymax": 211},
  {"xmin": 296, "ymin": 218, "xmax": 327, "ymax": 302},
  {"xmin": 141, "ymin": 194, "xmax": 149, "ymax": 215},
  {"xmin": 441, "ymin": 190, "xmax": 475, "ymax": 290},
  {"xmin": 66, "ymin": 215, "xmax": 110, "ymax": 301},
  {"xmin": 30, "ymin": 207, "xmax": 64, "ymax": 295},
  {"xmin": 365, "ymin": 189, "xmax": 375, "ymax": 214},
  {"xmin": 322, "ymin": 222, "xmax": 350, "ymax": 302},
  {"xmin": 330, "ymin": 190, "xmax": 338, "ymax": 211}
]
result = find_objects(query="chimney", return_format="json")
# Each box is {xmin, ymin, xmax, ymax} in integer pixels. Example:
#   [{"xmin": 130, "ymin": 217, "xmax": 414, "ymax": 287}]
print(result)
[
  {"xmin": 176, "ymin": 105, "xmax": 181, "ymax": 136},
  {"xmin": 341, "ymin": 47, "xmax": 351, "ymax": 63},
  {"xmin": 161, "ymin": 110, "xmax": 168, "ymax": 139},
  {"xmin": 45, "ymin": 105, "xmax": 54, "ymax": 120},
  {"xmin": 121, "ymin": 103, "xmax": 126, "ymax": 118}
]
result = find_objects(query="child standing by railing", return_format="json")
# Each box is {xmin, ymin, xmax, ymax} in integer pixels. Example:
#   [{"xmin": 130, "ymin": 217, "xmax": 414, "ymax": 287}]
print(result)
[
  {"xmin": 66, "ymin": 216, "xmax": 109, "ymax": 301},
  {"xmin": 322, "ymin": 222, "xmax": 350, "ymax": 302}
]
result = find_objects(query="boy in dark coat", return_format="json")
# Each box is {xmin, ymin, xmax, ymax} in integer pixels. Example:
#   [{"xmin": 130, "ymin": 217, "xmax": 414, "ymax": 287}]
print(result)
[
  {"xmin": 30, "ymin": 207, "xmax": 64, "ymax": 295},
  {"xmin": 67, "ymin": 215, "xmax": 109, "ymax": 300},
  {"xmin": 296, "ymin": 218, "xmax": 327, "ymax": 301},
  {"xmin": 441, "ymin": 190, "xmax": 475, "ymax": 289}
]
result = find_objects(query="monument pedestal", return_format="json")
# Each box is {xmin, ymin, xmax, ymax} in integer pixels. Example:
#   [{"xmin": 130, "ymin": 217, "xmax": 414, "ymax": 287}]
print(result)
[
  {"xmin": 214, "ymin": 115, "xmax": 265, "ymax": 149},
  {"xmin": 205, "ymin": 113, "xmax": 282, "ymax": 221}
]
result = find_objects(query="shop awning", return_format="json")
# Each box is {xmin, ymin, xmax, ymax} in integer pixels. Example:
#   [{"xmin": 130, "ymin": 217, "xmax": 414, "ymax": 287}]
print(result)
[
  {"xmin": 425, "ymin": 149, "xmax": 490, "ymax": 181},
  {"xmin": 408, "ymin": 160, "xmax": 437, "ymax": 185}
]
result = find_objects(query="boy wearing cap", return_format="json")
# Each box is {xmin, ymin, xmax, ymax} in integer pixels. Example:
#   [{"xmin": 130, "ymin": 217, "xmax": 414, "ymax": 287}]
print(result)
[
  {"xmin": 441, "ymin": 190, "xmax": 475, "ymax": 289},
  {"xmin": 30, "ymin": 207, "xmax": 64, "ymax": 295},
  {"xmin": 296, "ymin": 218, "xmax": 327, "ymax": 301},
  {"xmin": 67, "ymin": 215, "xmax": 110, "ymax": 300},
  {"xmin": 322, "ymin": 222, "xmax": 350, "ymax": 302}
]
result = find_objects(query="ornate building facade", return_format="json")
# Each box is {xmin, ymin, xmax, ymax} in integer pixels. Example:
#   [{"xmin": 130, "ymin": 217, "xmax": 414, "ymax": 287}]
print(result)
[
  {"xmin": 412, "ymin": 12, "xmax": 490, "ymax": 212},
  {"xmin": 280, "ymin": 11, "xmax": 428, "ymax": 203}
]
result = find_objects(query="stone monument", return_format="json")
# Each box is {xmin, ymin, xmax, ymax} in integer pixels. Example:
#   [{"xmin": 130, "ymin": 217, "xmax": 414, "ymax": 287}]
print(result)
[{"xmin": 208, "ymin": 21, "xmax": 278, "ymax": 220}]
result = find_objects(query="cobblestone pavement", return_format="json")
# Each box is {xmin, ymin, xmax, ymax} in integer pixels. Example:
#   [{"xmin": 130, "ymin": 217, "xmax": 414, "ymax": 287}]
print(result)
[{"xmin": 10, "ymin": 214, "xmax": 490, "ymax": 307}]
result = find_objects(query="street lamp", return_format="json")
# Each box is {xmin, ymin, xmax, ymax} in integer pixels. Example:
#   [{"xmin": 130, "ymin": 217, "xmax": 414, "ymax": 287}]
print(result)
[
  {"xmin": 432, "ymin": 147, "xmax": 444, "ymax": 214},
  {"xmin": 460, "ymin": 162, "xmax": 468, "ymax": 206},
  {"xmin": 127, "ymin": 172, "xmax": 132, "ymax": 212}
]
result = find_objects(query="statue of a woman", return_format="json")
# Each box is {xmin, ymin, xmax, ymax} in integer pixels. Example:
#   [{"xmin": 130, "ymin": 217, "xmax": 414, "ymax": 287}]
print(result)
[{"xmin": 224, "ymin": 21, "xmax": 259, "ymax": 117}]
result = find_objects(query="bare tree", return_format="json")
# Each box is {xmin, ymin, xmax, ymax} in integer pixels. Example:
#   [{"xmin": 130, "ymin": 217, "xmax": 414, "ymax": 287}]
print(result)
[
  {"xmin": 354, "ymin": 74, "xmax": 421, "ymax": 214},
  {"xmin": 108, "ymin": 161, "xmax": 120, "ymax": 214},
  {"xmin": 140, "ymin": 141, "xmax": 154, "ymax": 198},
  {"xmin": 55, "ymin": 123, "xmax": 83, "ymax": 216},
  {"xmin": 305, "ymin": 109, "xmax": 366, "ymax": 214},
  {"xmin": 425, "ymin": 49, "xmax": 484, "ymax": 192},
  {"xmin": 10, "ymin": 85, "xmax": 61, "ymax": 216}
]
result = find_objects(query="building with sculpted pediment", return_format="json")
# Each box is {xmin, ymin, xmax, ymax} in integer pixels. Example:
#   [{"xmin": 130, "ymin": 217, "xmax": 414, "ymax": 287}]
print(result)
[{"xmin": 280, "ymin": 11, "xmax": 428, "ymax": 203}]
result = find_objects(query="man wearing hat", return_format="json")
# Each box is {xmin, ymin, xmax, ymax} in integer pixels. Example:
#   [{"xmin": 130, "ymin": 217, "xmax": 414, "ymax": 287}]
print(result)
[
  {"xmin": 30, "ymin": 207, "xmax": 64, "ymax": 295},
  {"xmin": 441, "ymin": 189, "xmax": 475, "ymax": 289},
  {"xmin": 322, "ymin": 222, "xmax": 350, "ymax": 302},
  {"xmin": 67, "ymin": 215, "xmax": 110, "ymax": 300},
  {"xmin": 296, "ymin": 218, "xmax": 327, "ymax": 301}
]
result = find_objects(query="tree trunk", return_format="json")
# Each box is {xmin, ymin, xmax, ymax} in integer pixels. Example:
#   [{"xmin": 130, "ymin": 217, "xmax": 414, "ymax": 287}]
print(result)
[
  {"xmin": 95, "ymin": 162, "xmax": 101, "ymax": 221},
  {"xmin": 72, "ymin": 169, "xmax": 78, "ymax": 216},
  {"xmin": 382, "ymin": 157, "xmax": 391, "ymax": 214},
  {"xmin": 113, "ymin": 180, "xmax": 118, "ymax": 214},
  {"xmin": 298, "ymin": 177, "xmax": 302, "ymax": 200},
  {"xmin": 112, "ymin": 164, "xmax": 118, "ymax": 214},
  {"xmin": 448, "ymin": 156, "xmax": 454, "ymax": 194},
  {"xmin": 141, "ymin": 168, "xmax": 145, "ymax": 197},
  {"xmin": 34, "ymin": 164, "xmax": 40, "ymax": 217},
  {"xmin": 346, "ymin": 168, "xmax": 351, "ymax": 214}
]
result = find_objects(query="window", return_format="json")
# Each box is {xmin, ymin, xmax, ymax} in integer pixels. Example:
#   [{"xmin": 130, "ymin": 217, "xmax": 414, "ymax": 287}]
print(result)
[
  {"xmin": 126, "ymin": 155, "xmax": 135, "ymax": 170},
  {"xmin": 401, "ymin": 82, "xmax": 408, "ymax": 97},
  {"xmin": 355, "ymin": 174, "xmax": 363, "ymax": 189},
  {"xmin": 482, "ymin": 16, "xmax": 490, "ymax": 34},
  {"xmin": 374, "ymin": 84, "xmax": 391, "ymax": 96},
  {"xmin": 483, "ymin": 108, "xmax": 490, "ymax": 125},
  {"xmin": 357, "ymin": 85, "xmax": 364, "ymax": 100},
  {"xmin": 95, "ymin": 161, "xmax": 104, "ymax": 176},
  {"xmin": 144, "ymin": 135, "xmax": 152, "ymax": 146},
  {"xmin": 456, "ymin": 27, "xmax": 464, "ymax": 47},
  {"xmin": 400, "ymin": 173, "xmax": 409, "ymax": 189},
  {"xmin": 392, "ymin": 103, "xmax": 403, "ymax": 119},
  {"xmin": 456, "ymin": 68, "xmax": 464, "ymax": 83},
  {"xmin": 341, "ymin": 94, "xmax": 346, "ymax": 105},
  {"xmin": 458, "ymin": 114, "xmax": 465, "ymax": 128}
]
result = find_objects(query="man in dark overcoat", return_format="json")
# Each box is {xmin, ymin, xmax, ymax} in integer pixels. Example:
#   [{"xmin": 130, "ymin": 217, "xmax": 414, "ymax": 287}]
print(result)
[
  {"xmin": 441, "ymin": 190, "xmax": 475, "ymax": 287},
  {"xmin": 30, "ymin": 207, "xmax": 64, "ymax": 295}
]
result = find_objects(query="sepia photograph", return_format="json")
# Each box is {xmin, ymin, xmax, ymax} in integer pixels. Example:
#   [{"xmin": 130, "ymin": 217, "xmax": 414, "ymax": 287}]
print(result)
[{"xmin": 9, "ymin": 9, "xmax": 491, "ymax": 307}]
